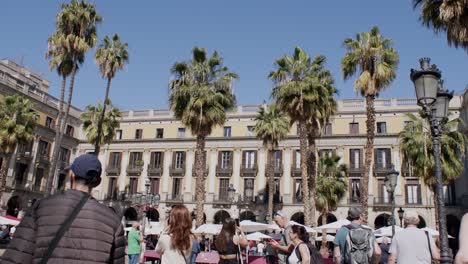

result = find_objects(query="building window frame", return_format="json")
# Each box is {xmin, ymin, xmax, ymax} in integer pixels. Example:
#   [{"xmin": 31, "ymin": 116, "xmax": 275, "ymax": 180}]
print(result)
[
  {"xmin": 377, "ymin": 122, "xmax": 387, "ymax": 134},
  {"xmin": 135, "ymin": 129, "xmax": 143, "ymax": 139},
  {"xmin": 223, "ymin": 126, "xmax": 232, "ymax": 137},
  {"xmin": 349, "ymin": 122, "xmax": 359, "ymax": 135},
  {"xmin": 156, "ymin": 128, "xmax": 164, "ymax": 139}
]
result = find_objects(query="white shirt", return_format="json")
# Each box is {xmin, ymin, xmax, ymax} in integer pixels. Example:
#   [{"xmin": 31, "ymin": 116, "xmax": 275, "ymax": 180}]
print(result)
[
  {"xmin": 288, "ymin": 245, "xmax": 301, "ymax": 264},
  {"xmin": 389, "ymin": 227, "xmax": 437, "ymax": 264},
  {"xmin": 257, "ymin": 242, "xmax": 265, "ymax": 254}
]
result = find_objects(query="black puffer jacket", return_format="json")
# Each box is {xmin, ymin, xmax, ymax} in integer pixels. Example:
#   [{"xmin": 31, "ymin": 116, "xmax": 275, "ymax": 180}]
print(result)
[{"xmin": 1, "ymin": 189, "xmax": 125, "ymax": 264}]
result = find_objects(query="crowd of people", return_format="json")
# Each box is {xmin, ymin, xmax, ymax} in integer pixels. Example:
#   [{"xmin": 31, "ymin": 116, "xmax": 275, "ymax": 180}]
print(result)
[{"xmin": 0, "ymin": 153, "xmax": 467, "ymax": 264}]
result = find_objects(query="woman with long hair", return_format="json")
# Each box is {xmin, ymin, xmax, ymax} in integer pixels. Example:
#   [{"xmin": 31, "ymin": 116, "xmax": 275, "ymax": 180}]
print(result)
[
  {"xmin": 215, "ymin": 218, "xmax": 248, "ymax": 264},
  {"xmin": 156, "ymin": 205, "xmax": 194, "ymax": 263},
  {"xmin": 288, "ymin": 225, "xmax": 311, "ymax": 264}
]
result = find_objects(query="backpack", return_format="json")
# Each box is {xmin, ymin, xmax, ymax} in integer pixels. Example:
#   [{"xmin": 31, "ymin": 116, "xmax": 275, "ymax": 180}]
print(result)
[
  {"xmin": 295, "ymin": 242, "xmax": 324, "ymax": 264},
  {"xmin": 344, "ymin": 225, "xmax": 373, "ymax": 264}
]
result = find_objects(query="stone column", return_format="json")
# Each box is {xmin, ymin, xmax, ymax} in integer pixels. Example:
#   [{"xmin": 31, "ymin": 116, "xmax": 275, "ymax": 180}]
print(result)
[
  {"xmin": 161, "ymin": 149, "xmax": 172, "ymax": 195},
  {"xmin": 207, "ymin": 148, "xmax": 217, "ymax": 194},
  {"xmin": 393, "ymin": 145, "xmax": 403, "ymax": 196},
  {"xmin": 257, "ymin": 148, "xmax": 266, "ymax": 193},
  {"xmin": 140, "ymin": 149, "xmax": 151, "ymax": 192},
  {"xmin": 118, "ymin": 150, "xmax": 129, "ymax": 192},
  {"xmin": 94, "ymin": 148, "xmax": 108, "ymax": 198},
  {"xmin": 282, "ymin": 148, "xmax": 292, "ymax": 203},
  {"xmin": 26, "ymin": 136, "xmax": 40, "ymax": 184},
  {"xmin": 184, "ymin": 149, "xmax": 195, "ymax": 202},
  {"xmin": 232, "ymin": 148, "xmax": 242, "ymax": 191}
]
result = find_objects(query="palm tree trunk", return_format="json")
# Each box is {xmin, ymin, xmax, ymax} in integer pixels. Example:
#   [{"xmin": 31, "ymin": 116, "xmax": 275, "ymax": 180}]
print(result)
[
  {"xmin": 195, "ymin": 135, "xmax": 207, "ymax": 227},
  {"xmin": 267, "ymin": 149, "xmax": 275, "ymax": 223},
  {"xmin": 94, "ymin": 77, "xmax": 112, "ymax": 154},
  {"xmin": 362, "ymin": 94, "xmax": 375, "ymax": 224},
  {"xmin": 0, "ymin": 154, "xmax": 12, "ymax": 194},
  {"xmin": 46, "ymin": 63, "xmax": 77, "ymax": 194},
  {"xmin": 321, "ymin": 209, "xmax": 328, "ymax": 250},
  {"xmin": 298, "ymin": 121, "xmax": 311, "ymax": 226},
  {"xmin": 308, "ymin": 132, "xmax": 317, "ymax": 227}
]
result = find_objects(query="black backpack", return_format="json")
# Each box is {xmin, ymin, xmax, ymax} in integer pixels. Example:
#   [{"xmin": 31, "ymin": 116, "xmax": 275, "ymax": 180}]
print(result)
[{"xmin": 295, "ymin": 242, "xmax": 324, "ymax": 264}]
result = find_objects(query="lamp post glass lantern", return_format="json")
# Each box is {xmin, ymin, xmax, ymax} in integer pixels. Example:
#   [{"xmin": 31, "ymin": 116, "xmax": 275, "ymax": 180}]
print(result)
[
  {"xmin": 385, "ymin": 166, "xmax": 399, "ymax": 236},
  {"xmin": 411, "ymin": 58, "xmax": 453, "ymax": 264}
]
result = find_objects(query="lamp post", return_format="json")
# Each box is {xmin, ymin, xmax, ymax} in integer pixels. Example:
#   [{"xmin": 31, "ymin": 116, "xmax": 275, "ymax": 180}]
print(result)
[
  {"xmin": 385, "ymin": 166, "xmax": 399, "ymax": 237},
  {"xmin": 411, "ymin": 58, "xmax": 453, "ymax": 264},
  {"xmin": 397, "ymin": 207, "xmax": 405, "ymax": 227}
]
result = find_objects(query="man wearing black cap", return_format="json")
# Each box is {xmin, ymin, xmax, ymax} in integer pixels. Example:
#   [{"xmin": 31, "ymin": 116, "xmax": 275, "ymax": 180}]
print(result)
[
  {"xmin": 333, "ymin": 207, "xmax": 381, "ymax": 264},
  {"xmin": 2, "ymin": 154, "xmax": 126, "ymax": 264}
]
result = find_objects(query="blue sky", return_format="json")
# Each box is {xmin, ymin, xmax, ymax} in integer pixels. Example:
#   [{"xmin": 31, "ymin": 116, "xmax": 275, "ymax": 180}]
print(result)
[{"xmin": 1, "ymin": 0, "xmax": 467, "ymax": 110}]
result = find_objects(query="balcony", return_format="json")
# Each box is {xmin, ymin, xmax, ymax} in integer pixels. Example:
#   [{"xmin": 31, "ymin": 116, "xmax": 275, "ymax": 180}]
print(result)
[
  {"xmin": 16, "ymin": 144, "xmax": 33, "ymax": 161},
  {"xmin": 147, "ymin": 165, "xmax": 163, "ymax": 177},
  {"xmin": 213, "ymin": 195, "xmax": 233, "ymax": 208},
  {"xmin": 348, "ymin": 164, "xmax": 364, "ymax": 176},
  {"xmin": 126, "ymin": 164, "xmax": 143, "ymax": 176},
  {"xmin": 169, "ymin": 166, "xmax": 185, "ymax": 177},
  {"xmin": 401, "ymin": 165, "xmax": 411, "ymax": 177},
  {"xmin": 291, "ymin": 166, "xmax": 301, "ymax": 178},
  {"xmin": 36, "ymin": 154, "xmax": 50, "ymax": 166},
  {"xmin": 348, "ymin": 198, "xmax": 361, "ymax": 205},
  {"xmin": 374, "ymin": 164, "xmax": 392, "ymax": 177},
  {"xmin": 106, "ymin": 165, "xmax": 121, "ymax": 176},
  {"xmin": 192, "ymin": 165, "xmax": 209, "ymax": 177},
  {"xmin": 273, "ymin": 165, "xmax": 283, "ymax": 177},
  {"xmin": 165, "ymin": 193, "xmax": 183, "ymax": 204},
  {"xmin": 58, "ymin": 161, "xmax": 69, "ymax": 172},
  {"xmin": 240, "ymin": 165, "xmax": 258, "ymax": 177},
  {"xmin": 238, "ymin": 195, "xmax": 255, "ymax": 205},
  {"xmin": 373, "ymin": 197, "xmax": 392, "ymax": 211},
  {"xmin": 216, "ymin": 165, "xmax": 233, "ymax": 177}
]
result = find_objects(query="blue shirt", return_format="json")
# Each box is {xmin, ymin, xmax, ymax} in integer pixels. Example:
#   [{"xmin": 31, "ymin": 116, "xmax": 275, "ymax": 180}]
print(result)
[{"xmin": 333, "ymin": 223, "xmax": 375, "ymax": 263}]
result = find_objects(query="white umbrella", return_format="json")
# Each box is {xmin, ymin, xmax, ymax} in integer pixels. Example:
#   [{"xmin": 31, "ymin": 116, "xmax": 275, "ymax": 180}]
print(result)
[
  {"xmin": 289, "ymin": 221, "xmax": 317, "ymax": 234},
  {"xmin": 246, "ymin": 232, "xmax": 273, "ymax": 241},
  {"xmin": 194, "ymin": 224, "xmax": 222, "ymax": 235},
  {"xmin": 316, "ymin": 234, "xmax": 335, "ymax": 242},
  {"xmin": 374, "ymin": 226, "xmax": 404, "ymax": 237},
  {"xmin": 315, "ymin": 219, "xmax": 351, "ymax": 233},
  {"xmin": 240, "ymin": 220, "xmax": 273, "ymax": 233},
  {"xmin": 0, "ymin": 216, "xmax": 20, "ymax": 226},
  {"xmin": 145, "ymin": 222, "xmax": 164, "ymax": 235},
  {"xmin": 421, "ymin": 227, "xmax": 454, "ymax": 238}
]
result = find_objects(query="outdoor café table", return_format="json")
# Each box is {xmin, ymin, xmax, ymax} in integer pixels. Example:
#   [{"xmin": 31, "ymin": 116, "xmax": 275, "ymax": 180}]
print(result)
[
  {"xmin": 196, "ymin": 252, "xmax": 220, "ymax": 264},
  {"xmin": 144, "ymin": 250, "xmax": 160, "ymax": 262},
  {"xmin": 248, "ymin": 255, "xmax": 267, "ymax": 264}
]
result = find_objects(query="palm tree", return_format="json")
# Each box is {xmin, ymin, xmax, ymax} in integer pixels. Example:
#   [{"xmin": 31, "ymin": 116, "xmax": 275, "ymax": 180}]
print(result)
[
  {"xmin": 254, "ymin": 104, "xmax": 289, "ymax": 222},
  {"xmin": 315, "ymin": 154, "xmax": 347, "ymax": 250},
  {"xmin": 81, "ymin": 101, "xmax": 122, "ymax": 148},
  {"xmin": 169, "ymin": 47, "xmax": 238, "ymax": 226},
  {"xmin": 413, "ymin": 0, "xmax": 468, "ymax": 51},
  {"xmin": 0, "ymin": 95, "xmax": 38, "ymax": 194},
  {"xmin": 399, "ymin": 113, "xmax": 466, "ymax": 225},
  {"xmin": 46, "ymin": 0, "xmax": 101, "ymax": 193},
  {"xmin": 341, "ymin": 26, "xmax": 399, "ymax": 222},
  {"xmin": 269, "ymin": 47, "xmax": 333, "ymax": 226},
  {"xmin": 94, "ymin": 34, "xmax": 129, "ymax": 154}
]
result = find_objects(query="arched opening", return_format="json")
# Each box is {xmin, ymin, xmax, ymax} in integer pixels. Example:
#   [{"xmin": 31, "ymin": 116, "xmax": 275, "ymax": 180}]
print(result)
[
  {"xmin": 124, "ymin": 207, "xmax": 138, "ymax": 222},
  {"xmin": 213, "ymin": 210, "xmax": 230, "ymax": 224},
  {"xmin": 317, "ymin": 213, "xmax": 338, "ymax": 226},
  {"xmin": 417, "ymin": 215, "xmax": 426, "ymax": 228},
  {"xmin": 191, "ymin": 211, "xmax": 207, "ymax": 224},
  {"xmin": 240, "ymin": 211, "xmax": 256, "ymax": 221},
  {"xmin": 7, "ymin": 196, "xmax": 22, "ymax": 217},
  {"xmin": 291, "ymin": 212, "xmax": 305, "ymax": 225},
  {"xmin": 374, "ymin": 213, "xmax": 392, "ymax": 229},
  {"xmin": 146, "ymin": 208, "xmax": 160, "ymax": 222}
]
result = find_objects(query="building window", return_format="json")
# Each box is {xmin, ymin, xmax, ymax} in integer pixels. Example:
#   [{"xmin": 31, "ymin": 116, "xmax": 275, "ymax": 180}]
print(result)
[
  {"xmin": 219, "ymin": 179, "xmax": 230, "ymax": 200},
  {"xmin": 349, "ymin": 149, "xmax": 362, "ymax": 169},
  {"xmin": 174, "ymin": 151, "xmax": 185, "ymax": 169},
  {"xmin": 156, "ymin": 128, "xmax": 164, "ymax": 139},
  {"xmin": 65, "ymin": 125, "xmax": 74, "ymax": 137},
  {"xmin": 38, "ymin": 140, "xmax": 50, "ymax": 157},
  {"xmin": 107, "ymin": 177, "xmax": 118, "ymax": 199},
  {"xmin": 244, "ymin": 179, "xmax": 254, "ymax": 200},
  {"xmin": 273, "ymin": 150, "xmax": 282, "ymax": 169},
  {"xmin": 294, "ymin": 179, "xmax": 302, "ymax": 203},
  {"xmin": 109, "ymin": 152, "xmax": 121, "ymax": 168},
  {"xmin": 243, "ymin": 151, "xmax": 256, "ymax": 169},
  {"xmin": 443, "ymin": 183, "xmax": 456, "ymax": 206},
  {"xmin": 115, "ymin": 129, "xmax": 122, "ymax": 140},
  {"xmin": 377, "ymin": 179, "xmax": 390, "ymax": 203},
  {"xmin": 246, "ymin": 126, "xmax": 254, "ymax": 136},
  {"xmin": 172, "ymin": 178, "xmax": 182, "ymax": 197},
  {"xmin": 135, "ymin": 129, "xmax": 143, "ymax": 139},
  {"xmin": 129, "ymin": 152, "xmax": 143, "ymax": 167},
  {"xmin": 150, "ymin": 178, "xmax": 160, "ymax": 195},
  {"xmin": 350, "ymin": 179, "xmax": 361, "ymax": 203},
  {"xmin": 377, "ymin": 122, "xmax": 387, "ymax": 134},
  {"xmin": 59, "ymin": 147, "xmax": 70, "ymax": 162},
  {"xmin": 295, "ymin": 150, "xmax": 301, "ymax": 169},
  {"xmin": 319, "ymin": 149, "xmax": 333, "ymax": 159},
  {"xmin": 45, "ymin": 116, "xmax": 54, "ymax": 128},
  {"xmin": 406, "ymin": 180, "xmax": 421, "ymax": 204},
  {"xmin": 375, "ymin": 148, "xmax": 391, "ymax": 169},
  {"xmin": 129, "ymin": 178, "xmax": 138, "ymax": 194},
  {"xmin": 324, "ymin": 123, "xmax": 332, "ymax": 136},
  {"xmin": 349, "ymin": 122, "xmax": 359, "ymax": 135},
  {"xmin": 223, "ymin": 126, "xmax": 232, "ymax": 137},
  {"xmin": 150, "ymin": 152, "xmax": 163, "ymax": 168},
  {"xmin": 220, "ymin": 151, "xmax": 232, "ymax": 169}
]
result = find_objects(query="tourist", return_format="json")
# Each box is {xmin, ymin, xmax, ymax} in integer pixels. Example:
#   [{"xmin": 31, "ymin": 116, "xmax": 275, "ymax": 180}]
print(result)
[
  {"xmin": 288, "ymin": 225, "xmax": 311, "ymax": 264},
  {"xmin": 379, "ymin": 236, "xmax": 390, "ymax": 264},
  {"xmin": 127, "ymin": 222, "xmax": 143, "ymax": 264},
  {"xmin": 456, "ymin": 213, "xmax": 468, "ymax": 264},
  {"xmin": 269, "ymin": 210, "xmax": 294, "ymax": 264},
  {"xmin": 333, "ymin": 207, "xmax": 381, "ymax": 264},
  {"xmin": 1, "ymin": 154, "xmax": 125, "ymax": 263},
  {"xmin": 0, "ymin": 225, "xmax": 10, "ymax": 244},
  {"xmin": 257, "ymin": 240, "xmax": 265, "ymax": 254},
  {"xmin": 215, "ymin": 218, "xmax": 248, "ymax": 264},
  {"xmin": 156, "ymin": 205, "xmax": 194, "ymax": 263},
  {"xmin": 388, "ymin": 210, "xmax": 440, "ymax": 264}
]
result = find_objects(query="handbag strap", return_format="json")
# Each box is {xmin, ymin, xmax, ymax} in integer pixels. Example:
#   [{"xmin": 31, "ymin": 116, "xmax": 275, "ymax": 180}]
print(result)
[
  {"xmin": 425, "ymin": 230, "xmax": 433, "ymax": 260},
  {"xmin": 39, "ymin": 193, "xmax": 90, "ymax": 264}
]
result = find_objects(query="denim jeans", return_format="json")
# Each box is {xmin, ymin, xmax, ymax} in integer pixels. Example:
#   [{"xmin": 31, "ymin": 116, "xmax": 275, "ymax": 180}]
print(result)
[{"xmin": 128, "ymin": 254, "xmax": 139, "ymax": 264}]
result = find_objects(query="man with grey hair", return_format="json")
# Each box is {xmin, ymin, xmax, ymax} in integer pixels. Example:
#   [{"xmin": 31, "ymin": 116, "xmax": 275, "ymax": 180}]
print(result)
[
  {"xmin": 268, "ymin": 211, "xmax": 293, "ymax": 264},
  {"xmin": 388, "ymin": 210, "xmax": 440, "ymax": 264}
]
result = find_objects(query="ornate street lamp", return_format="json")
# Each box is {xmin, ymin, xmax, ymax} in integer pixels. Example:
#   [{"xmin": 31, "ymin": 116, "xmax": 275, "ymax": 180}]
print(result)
[
  {"xmin": 385, "ymin": 166, "xmax": 399, "ymax": 237},
  {"xmin": 411, "ymin": 58, "xmax": 453, "ymax": 263},
  {"xmin": 397, "ymin": 207, "xmax": 405, "ymax": 227}
]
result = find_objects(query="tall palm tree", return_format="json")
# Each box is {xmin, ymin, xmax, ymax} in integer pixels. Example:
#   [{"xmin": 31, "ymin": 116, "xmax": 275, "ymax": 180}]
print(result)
[
  {"xmin": 81, "ymin": 101, "xmax": 122, "ymax": 148},
  {"xmin": 254, "ymin": 104, "xmax": 289, "ymax": 222},
  {"xmin": 46, "ymin": 0, "xmax": 101, "ymax": 193},
  {"xmin": 341, "ymin": 26, "xmax": 399, "ymax": 222},
  {"xmin": 169, "ymin": 47, "xmax": 238, "ymax": 226},
  {"xmin": 399, "ymin": 113, "xmax": 466, "ymax": 225},
  {"xmin": 94, "ymin": 34, "xmax": 129, "ymax": 154},
  {"xmin": 269, "ymin": 47, "xmax": 333, "ymax": 226},
  {"xmin": 315, "ymin": 154, "xmax": 347, "ymax": 250},
  {"xmin": 413, "ymin": 0, "xmax": 468, "ymax": 51},
  {"xmin": 0, "ymin": 95, "xmax": 38, "ymax": 194}
]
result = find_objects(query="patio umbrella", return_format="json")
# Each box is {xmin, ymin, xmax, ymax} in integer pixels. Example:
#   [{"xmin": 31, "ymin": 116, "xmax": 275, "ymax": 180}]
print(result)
[
  {"xmin": 289, "ymin": 221, "xmax": 317, "ymax": 234},
  {"xmin": 421, "ymin": 227, "xmax": 454, "ymax": 238},
  {"xmin": 316, "ymin": 234, "xmax": 335, "ymax": 242},
  {"xmin": 145, "ymin": 221, "xmax": 164, "ymax": 235},
  {"xmin": 194, "ymin": 224, "xmax": 222, "ymax": 235},
  {"xmin": 315, "ymin": 219, "xmax": 373, "ymax": 233},
  {"xmin": 0, "ymin": 215, "xmax": 20, "ymax": 226},
  {"xmin": 240, "ymin": 220, "xmax": 273, "ymax": 233},
  {"xmin": 246, "ymin": 232, "xmax": 273, "ymax": 241},
  {"xmin": 374, "ymin": 226, "xmax": 404, "ymax": 237}
]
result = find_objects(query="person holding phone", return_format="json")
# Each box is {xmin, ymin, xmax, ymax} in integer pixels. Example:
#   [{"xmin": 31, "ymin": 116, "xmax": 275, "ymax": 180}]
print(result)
[
  {"xmin": 269, "ymin": 211, "xmax": 294, "ymax": 264},
  {"xmin": 215, "ymin": 218, "xmax": 248, "ymax": 264}
]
